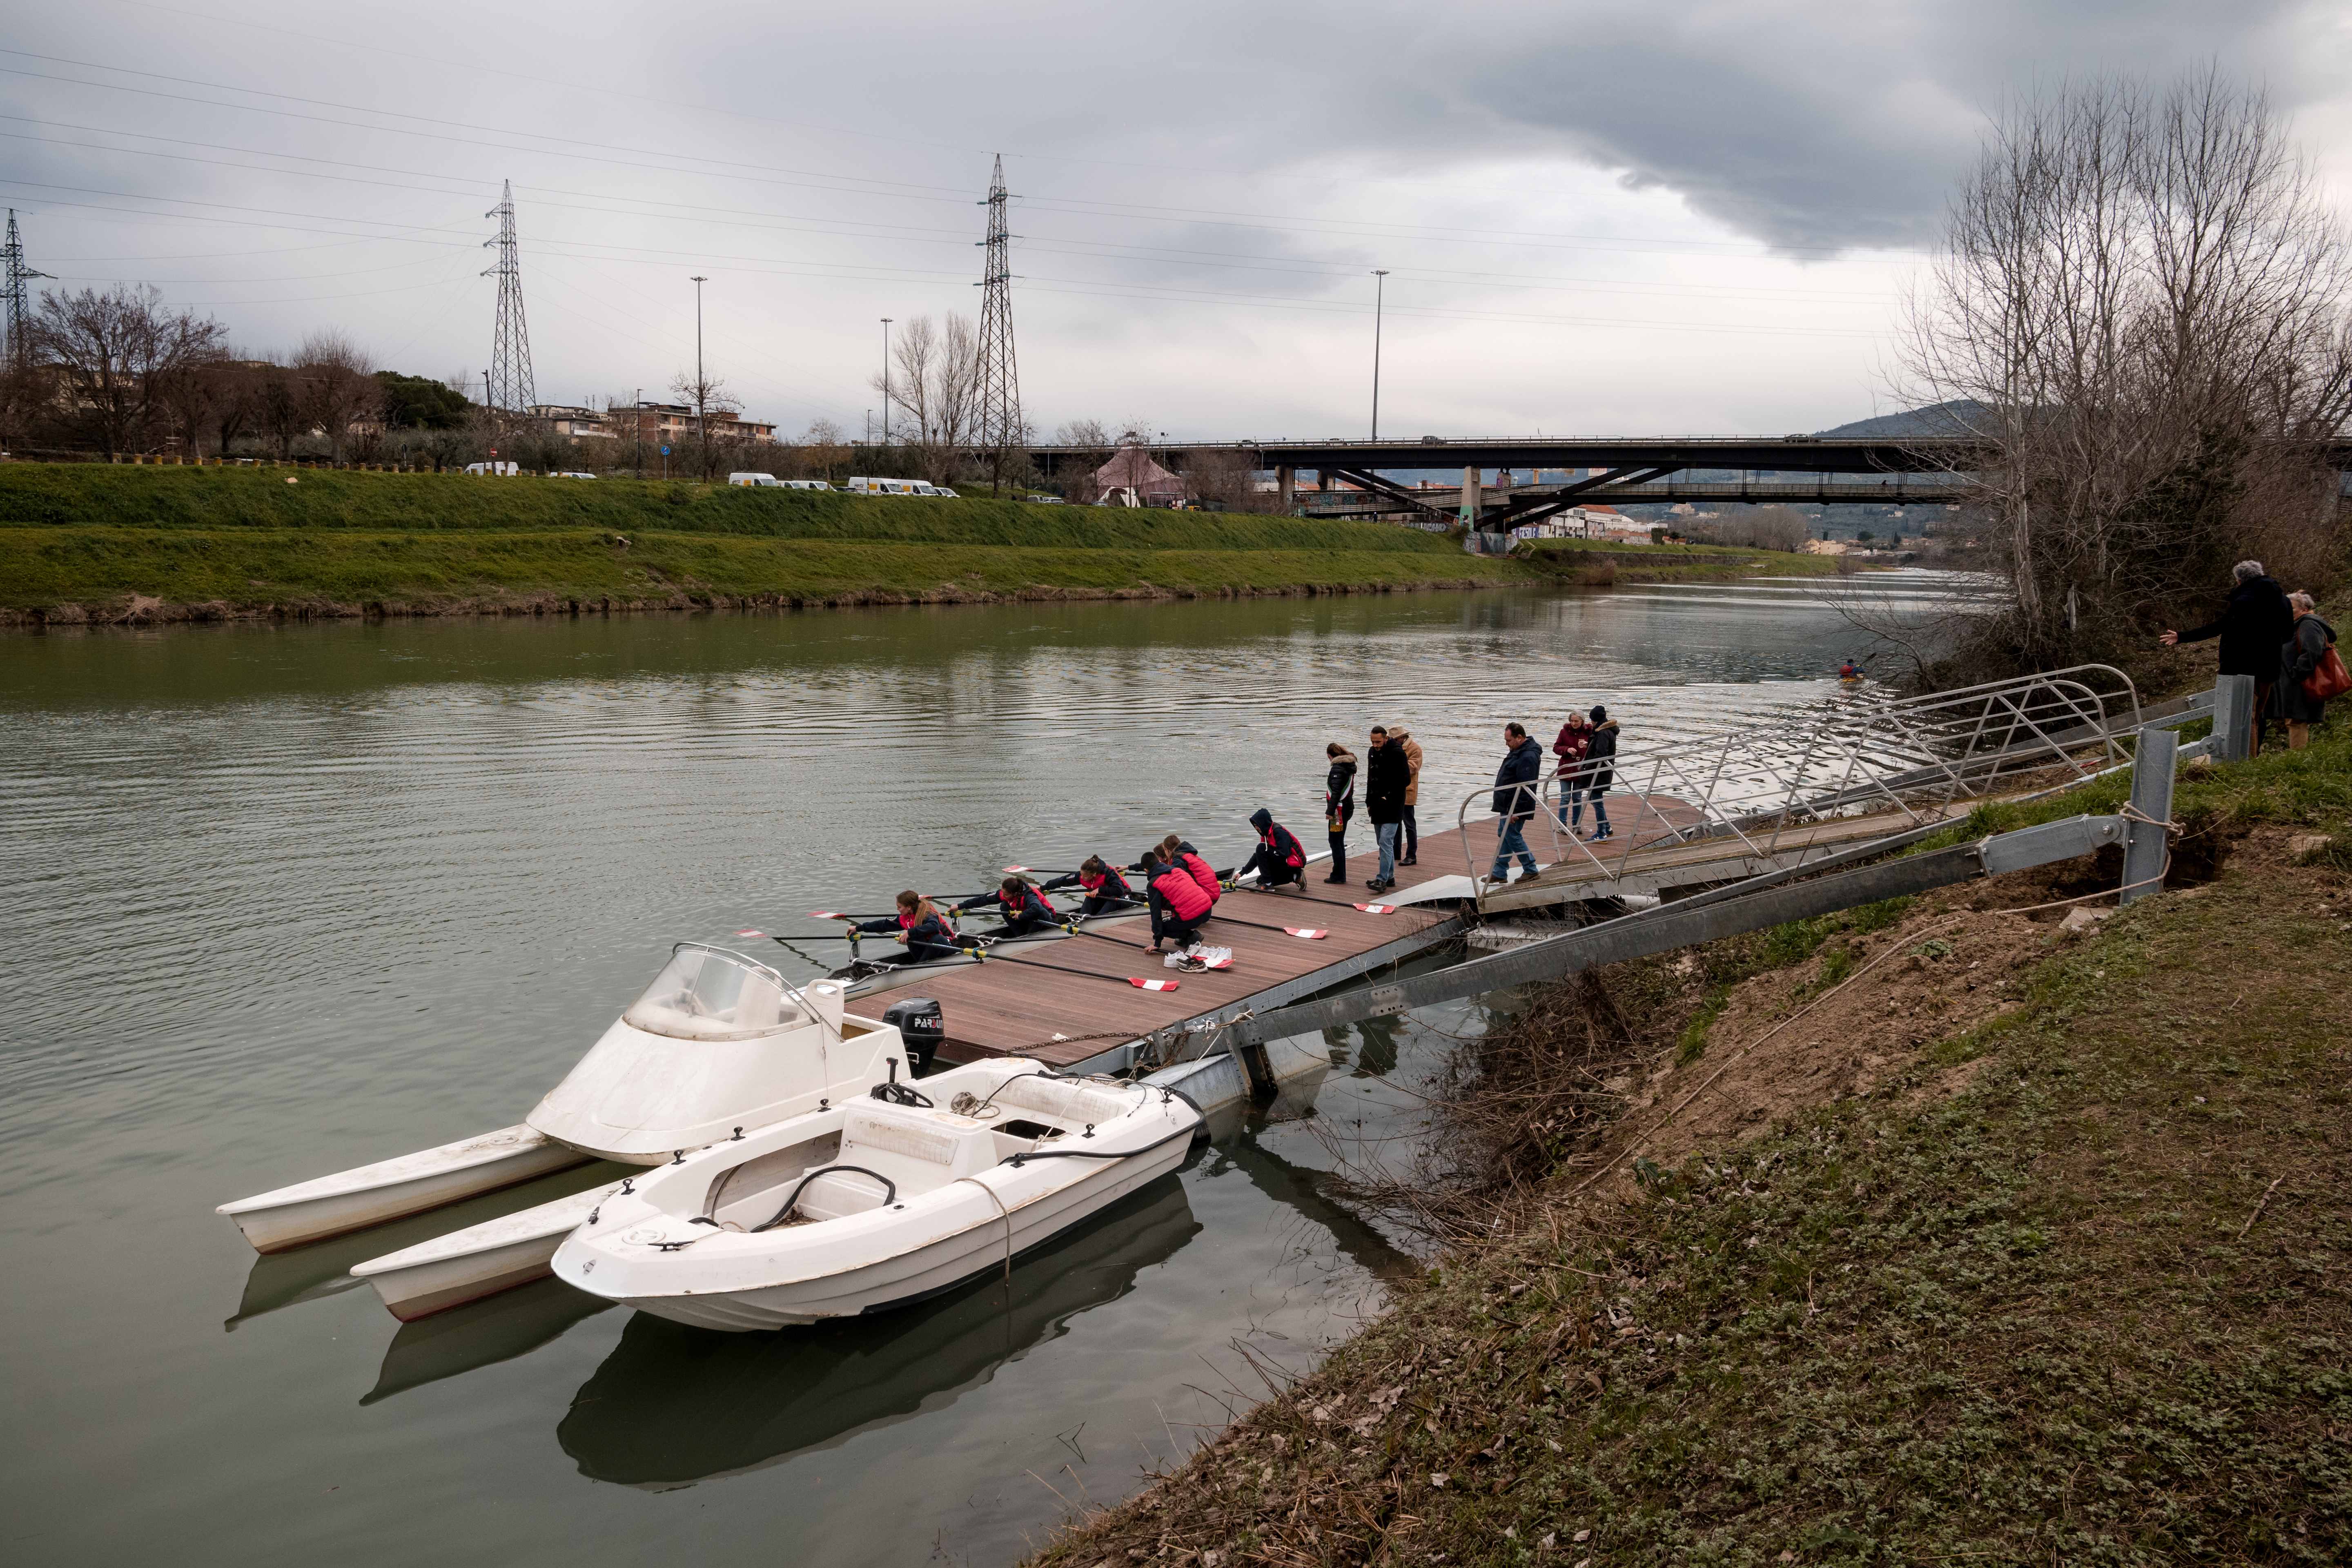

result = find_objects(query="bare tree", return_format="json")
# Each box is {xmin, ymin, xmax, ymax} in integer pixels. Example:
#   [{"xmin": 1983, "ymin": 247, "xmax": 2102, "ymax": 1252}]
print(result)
[
  {"xmin": 1053, "ymin": 417, "xmax": 1114, "ymax": 502},
  {"xmin": 871, "ymin": 314, "xmax": 980, "ymax": 483},
  {"xmin": 295, "ymin": 332, "xmax": 380, "ymax": 461},
  {"xmin": 668, "ymin": 368, "xmax": 738, "ymax": 480},
  {"xmin": 30, "ymin": 284, "xmax": 226, "ymax": 457},
  {"xmin": 1901, "ymin": 69, "xmax": 2352, "ymax": 671},
  {"xmin": 1180, "ymin": 447, "xmax": 1277, "ymax": 512}
]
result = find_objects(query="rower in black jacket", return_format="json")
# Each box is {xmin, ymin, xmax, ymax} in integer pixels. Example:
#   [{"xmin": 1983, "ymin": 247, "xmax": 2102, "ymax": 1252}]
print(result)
[
  {"xmin": 957, "ymin": 876, "xmax": 1061, "ymax": 937},
  {"xmin": 854, "ymin": 891, "xmax": 965, "ymax": 965},
  {"xmin": 1238, "ymin": 808, "xmax": 1309, "ymax": 890},
  {"xmin": 1042, "ymin": 856, "xmax": 1138, "ymax": 918}
]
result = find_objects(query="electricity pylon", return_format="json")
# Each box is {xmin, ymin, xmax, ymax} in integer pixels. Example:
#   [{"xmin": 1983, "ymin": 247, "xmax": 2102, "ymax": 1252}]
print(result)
[
  {"xmin": 3, "ymin": 210, "xmax": 52, "ymax": 371},
  {"xmin": 481, "ymin": 181, "xmax": 536, "ymax": 418},
  {"xmin": 973, "ymin": 155, "xmax": 1024, "ymax": 494}
]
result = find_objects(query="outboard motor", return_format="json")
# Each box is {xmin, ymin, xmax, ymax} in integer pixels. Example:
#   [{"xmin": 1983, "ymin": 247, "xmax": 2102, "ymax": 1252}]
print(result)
[{"xmin": 882, "ymin": 997, "xmax": 945, "ymax": 1077}]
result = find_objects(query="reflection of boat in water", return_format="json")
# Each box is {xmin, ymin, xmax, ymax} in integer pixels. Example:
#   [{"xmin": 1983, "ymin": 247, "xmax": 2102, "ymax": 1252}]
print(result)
[
  {"xmin": 557, "ymin": 1172, "xmax": 1199, "ymax": 1487},
  {"xmin": 364, "ymin": 1277, "xmax": 615, "ymax": 1405}
]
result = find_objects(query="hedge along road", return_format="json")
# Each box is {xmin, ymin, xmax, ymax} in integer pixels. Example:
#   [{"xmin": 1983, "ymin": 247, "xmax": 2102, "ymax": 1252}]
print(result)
[
  {"xmin": 0, "ymin": 465, "xmax": 1544, "ymax": 619},
  {"xmin": 0, "ymin": 577, "xmax": 1979, "ymax": 1568}
]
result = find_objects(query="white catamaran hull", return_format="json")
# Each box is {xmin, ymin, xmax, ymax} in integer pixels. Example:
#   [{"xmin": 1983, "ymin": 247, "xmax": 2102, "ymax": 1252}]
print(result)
[
  {"xmin": 349, "ymin": 1182, "xmax": 622, "ymax": 1321},
  {"xmin": 216, "ymin": 1126, "xmax": 590, "ymax": 1254}
]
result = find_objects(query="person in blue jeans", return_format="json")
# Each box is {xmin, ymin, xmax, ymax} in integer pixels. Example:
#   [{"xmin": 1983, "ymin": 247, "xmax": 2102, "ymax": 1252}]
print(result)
[
  {"xmin": 1363, "ymin": 725, "xmax": 1409, "ymax": 893},
  {"xmin": 1551, "ymin": 712, "xmax": 1591, "ymax": 831},
  {"xmin": 1487, "ymin": 722, "xmax": 1543, "ymax": 883}
]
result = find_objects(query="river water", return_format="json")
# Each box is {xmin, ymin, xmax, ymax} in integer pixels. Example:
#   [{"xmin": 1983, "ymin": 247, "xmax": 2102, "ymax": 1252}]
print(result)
[{"xmin": 0, "ymin": 576, "xmax": 1968, "ymax": 1568}]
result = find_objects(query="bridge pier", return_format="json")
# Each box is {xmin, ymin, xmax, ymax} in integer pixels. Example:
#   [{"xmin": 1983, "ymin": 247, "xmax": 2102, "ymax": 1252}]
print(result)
[{"xmin": 1276, "ymin": 465, "xmax": 1294, "ymax": 513}]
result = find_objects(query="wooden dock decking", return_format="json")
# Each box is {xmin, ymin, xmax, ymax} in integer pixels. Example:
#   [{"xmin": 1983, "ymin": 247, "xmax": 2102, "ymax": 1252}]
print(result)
[{"xmin": 900, "ymin": 824, "xmax": 1495, "ymax": 1069}]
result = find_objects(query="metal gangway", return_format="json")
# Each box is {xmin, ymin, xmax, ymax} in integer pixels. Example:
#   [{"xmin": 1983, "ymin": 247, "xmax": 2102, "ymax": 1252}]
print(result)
[{"xmin": 1457, "ymin": 666, "xmax": 2147, "ymax": 912}]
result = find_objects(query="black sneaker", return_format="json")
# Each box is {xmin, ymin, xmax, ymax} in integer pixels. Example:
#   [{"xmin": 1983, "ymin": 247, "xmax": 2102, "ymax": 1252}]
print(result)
[{"xmin": 1323, "ymin": 872, "xmax": 1347, "ymax": 883}]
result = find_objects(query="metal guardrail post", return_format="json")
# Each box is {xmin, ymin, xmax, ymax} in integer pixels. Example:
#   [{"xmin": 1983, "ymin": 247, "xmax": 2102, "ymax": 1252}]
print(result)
[
  {"xmin": 2120, "ymin": 725, "xmax": 2177, "ymax": 906},
  {"xmin": 2212, "ymin": 674, "xmax": 2256, "ymax": 762}
]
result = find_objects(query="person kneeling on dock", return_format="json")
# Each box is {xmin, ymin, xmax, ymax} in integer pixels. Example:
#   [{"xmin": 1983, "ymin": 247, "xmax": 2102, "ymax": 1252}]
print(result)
[
  {"xmin": 1043, "ymin": 856, "xmax": 1136, "ymax": 919},
  {"xmin": 1158, "ymin": 834, "xmax": 1225, "ymax": 907},
  {"xmin": 1239, "ymin": 808, "xmax": 1308, "ymax": 891},
  {"xmin": 858, "ymin": 891, "xmax": 965, "ymax": 965},
  {"xmin": 1141, "ymin": 847, "xmax": 1212, "ymax": 953},
  {"xmin": 958, "ymin": 876, "xmax": 1061, "ymax": 937}
]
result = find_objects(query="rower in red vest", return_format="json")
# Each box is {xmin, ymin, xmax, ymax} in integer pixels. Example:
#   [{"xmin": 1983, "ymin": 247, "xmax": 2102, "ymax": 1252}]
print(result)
[
  {"xmin": 1044, "ymin": 856, "xmax": 1136, "ymax": 918},
  {"xmin": 1140, "ymin": 846, "xmax": 1212, "ymax": 953},
  {"xmin": 1157, "ymin": 833, "xmax": 1223, "ymax": 908},
  {"xmin": 955, "ymin": 876, "xmax": 1060, "ymax": 937},
  {"xmin": 1238, "ymin": 808, "xmax": 1308, "ymax": 890}
]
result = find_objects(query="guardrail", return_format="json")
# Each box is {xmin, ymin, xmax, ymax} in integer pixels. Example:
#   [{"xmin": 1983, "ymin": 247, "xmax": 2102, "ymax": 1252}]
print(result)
[{"xmin": 1451, "ymin": 665, "xmax": 2143, "ymax": 898}]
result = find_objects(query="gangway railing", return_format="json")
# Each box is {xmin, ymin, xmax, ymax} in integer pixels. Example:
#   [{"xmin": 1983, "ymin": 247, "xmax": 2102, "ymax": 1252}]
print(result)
[{"xmin": 1452, "ymin": 665, "xmax": 2141, "ymax": 904}]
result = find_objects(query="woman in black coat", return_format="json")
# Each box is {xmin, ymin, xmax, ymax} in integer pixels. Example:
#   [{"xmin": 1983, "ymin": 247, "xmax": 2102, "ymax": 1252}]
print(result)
[{"xmin": 1323, "ymin": 742, "xmax": 1357, "ymax": 884}]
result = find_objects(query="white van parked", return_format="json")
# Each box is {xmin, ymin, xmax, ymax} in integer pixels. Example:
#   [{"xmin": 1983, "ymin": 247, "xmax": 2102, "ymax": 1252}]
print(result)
[
  {"xmin": 729, "ymin": 472, "xmax": 782, "ymax": 487},
  {"xmin": 844, "ymin": 476, "xmax": 927, "ymax": 496},
  {"xmin": 782, "ymin": 479, "xmax": 833, "ymax": 491},
  {"xmin": 554, "ymin": 471, "xmax": 598, "ymax": 480},
  {"xmin": 463, "ymin": 461, "xmax": 519, "ymax": 477}
]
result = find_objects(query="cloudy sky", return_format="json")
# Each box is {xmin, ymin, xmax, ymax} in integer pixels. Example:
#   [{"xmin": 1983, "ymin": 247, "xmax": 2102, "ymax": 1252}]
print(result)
[{"xmin": 4, "ymin": 0, "xmax": 2348, "ymax": 441}]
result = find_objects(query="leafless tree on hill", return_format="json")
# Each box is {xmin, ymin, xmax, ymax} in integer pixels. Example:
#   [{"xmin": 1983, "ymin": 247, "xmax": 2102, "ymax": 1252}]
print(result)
[
  {"xmin": 668, "ymin": 367, "xmax": 739, "ymax": 480},
  {"xmin": 872, "ymin": 313, "xmax": 980, "ymax": 484},
  {"xmin": 295, "ymin": 332, "xmax": 381, "ymax": 462},
  {"xmin": 1900, "ymin": 69, "xmax": 2352, "ymax": 674}
]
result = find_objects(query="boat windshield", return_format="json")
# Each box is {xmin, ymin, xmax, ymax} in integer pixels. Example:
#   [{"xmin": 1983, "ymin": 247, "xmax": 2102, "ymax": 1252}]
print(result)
[{"xmin": 622, "ymin": 945, "xmax": 807, "ymax": 1042}]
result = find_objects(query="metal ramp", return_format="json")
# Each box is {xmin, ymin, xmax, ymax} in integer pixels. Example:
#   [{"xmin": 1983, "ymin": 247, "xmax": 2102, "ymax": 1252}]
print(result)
[{"xmin": 1462, "ymin": 666, "xmax": 2144, "ymax": 913}]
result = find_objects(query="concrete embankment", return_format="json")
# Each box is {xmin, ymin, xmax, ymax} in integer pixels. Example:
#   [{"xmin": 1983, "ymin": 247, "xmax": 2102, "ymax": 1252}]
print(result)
[
  {"xmin": 1025, "ymin": 728, "xmax": 2352, "ymax": 1566},
  {"xmin": 0, "ymin": 467, "xmax": 1535, "ymax": 625}
]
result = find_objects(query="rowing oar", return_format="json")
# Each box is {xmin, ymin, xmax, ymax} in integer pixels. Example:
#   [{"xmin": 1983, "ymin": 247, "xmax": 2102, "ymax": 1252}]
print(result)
[
  {"xmin": 965, "ymin": 943, "xmax": 1184, "ymax": 992},
  {"xmin": 1036, "ymin": 893, "xmax": 1327, "ymax": 943}
]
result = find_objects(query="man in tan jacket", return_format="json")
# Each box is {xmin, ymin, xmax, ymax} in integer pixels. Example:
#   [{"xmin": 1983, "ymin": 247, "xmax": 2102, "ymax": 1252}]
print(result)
[{"xmin": 1393, "ymin": 728, "xmax": 1423, "ymax": 865}]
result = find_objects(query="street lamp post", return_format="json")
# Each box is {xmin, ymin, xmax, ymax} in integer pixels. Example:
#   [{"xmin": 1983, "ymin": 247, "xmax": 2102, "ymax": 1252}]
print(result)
[
  {"xmin": 633, "ymin": 385, "xmax": 641, "ymax": 479},
  {"xmin": 880, "ymin": 318, "xmax": 893, "ymax": 449},
  {"xmin": 1370, "ymin": 269, "xmax": 1390, "ymax": 441},
  {"xmin": 690, "ymin": 276, "xmax": 708, "ymax": 479}
]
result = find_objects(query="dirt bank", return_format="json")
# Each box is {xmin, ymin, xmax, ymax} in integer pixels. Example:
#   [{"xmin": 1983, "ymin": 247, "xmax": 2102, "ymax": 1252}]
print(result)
[{"xmin": 1026, "ymin": 734, "xmax": 2352, "ymax": 1565}]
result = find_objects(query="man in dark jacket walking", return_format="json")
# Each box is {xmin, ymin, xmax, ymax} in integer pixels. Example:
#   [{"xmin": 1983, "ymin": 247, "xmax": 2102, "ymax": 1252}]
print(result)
[
  {"xmin": 2163, "ymin": 561, "xmax": 2294, "ymax": 755},
  {"xmin": 1487, "ymin": 722, "xmax": 1543, "ymax": 884},
  {"xmin": 1364, "ymin": 725, "xmax": 1409, "ymax": 892}
]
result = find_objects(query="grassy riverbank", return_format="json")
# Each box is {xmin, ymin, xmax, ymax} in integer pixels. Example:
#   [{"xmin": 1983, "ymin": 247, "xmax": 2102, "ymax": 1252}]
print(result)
[
  {"xmin": 1030, "ymin": 732, "xmax": 2352, "ymax": 1565},
  {"xmin": 1514, "ymin": 537, "xmax": 1846, "ymax": 584},
  {"xmin": 0, "ymin": 466, "xmax": 1532, "ymax": 621}
]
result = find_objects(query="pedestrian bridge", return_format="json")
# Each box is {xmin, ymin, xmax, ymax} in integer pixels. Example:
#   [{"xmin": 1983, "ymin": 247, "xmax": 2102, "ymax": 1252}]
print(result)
[{"xmin": 1453, "ymin": 666, "xmax": 2165, "ymax": 913}]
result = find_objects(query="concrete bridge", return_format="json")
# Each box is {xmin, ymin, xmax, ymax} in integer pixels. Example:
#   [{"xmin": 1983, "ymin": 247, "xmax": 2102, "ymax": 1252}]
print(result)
[{"xmin": 1017, "ymin": 433, "xmax": 2352, "ymax": 532}]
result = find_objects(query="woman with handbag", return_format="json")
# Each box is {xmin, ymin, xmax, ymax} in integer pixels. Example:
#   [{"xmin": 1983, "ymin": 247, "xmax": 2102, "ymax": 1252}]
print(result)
[
  {"xmin": 1323, "ymin": 742, "xmax": 1358, "ymax": 884},
  {"xmin": 2278, "ymin": 591, "xmax": 2345, "ymax": 751}
]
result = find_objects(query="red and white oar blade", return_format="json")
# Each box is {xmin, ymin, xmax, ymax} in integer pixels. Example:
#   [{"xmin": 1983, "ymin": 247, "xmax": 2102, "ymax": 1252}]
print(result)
[
  {"xmin": 1354, "ymin": 902, "xmax": 1399, "ymax": 914},
  {"xmin": 1201, "ymin": 955, "xmax": 1234, "ymax": 970},
  {"xmin": 809, "ymin": 910, "xmax": 851, "ymax": 920},
  {"xmin": 1129, "ymin": 976, "xmax": 1181, "ymax": 991},
  {"xmin": 1002, "ymin": 864, "xmax": 1032, "ymax": 875},
  {"xmin": 1285, "ymin": 927, "xmax": 1329, "ymax": 940},
  {"xmin": 733, "ymin": 929, "xmax": 765, "ymax": 938}
]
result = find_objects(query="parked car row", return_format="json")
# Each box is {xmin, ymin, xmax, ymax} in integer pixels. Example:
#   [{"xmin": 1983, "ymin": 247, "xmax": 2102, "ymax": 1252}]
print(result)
[{"xmin": 731, "ymin": 472, "xmax": 965, "ymax": 498}]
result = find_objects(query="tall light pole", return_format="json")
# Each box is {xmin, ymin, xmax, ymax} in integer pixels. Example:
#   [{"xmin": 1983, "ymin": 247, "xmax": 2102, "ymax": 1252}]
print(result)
[
  {"xmin": 1370, "ymin": 269, "xmax": 1390, "ymax": 440},
  {"xmin": 879, "ymin": 318, "xmax": 893, "ymax": 448},
  {"xmin": 633, "ymin": 385, "xmax": 642, "ymax": 479},
  {"xmin": 690, "ymin": 275, "xmax": 708, "ymax": 478}
]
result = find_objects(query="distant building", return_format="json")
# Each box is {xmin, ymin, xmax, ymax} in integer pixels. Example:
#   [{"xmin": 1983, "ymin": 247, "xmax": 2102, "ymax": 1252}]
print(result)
[
  {"xmin": 527, "ymin": 404, "xmax": 616, "ymax": 441},
  {"xmin": 606, "ymin": 401, "xmax": 777, "ymax": 445}
]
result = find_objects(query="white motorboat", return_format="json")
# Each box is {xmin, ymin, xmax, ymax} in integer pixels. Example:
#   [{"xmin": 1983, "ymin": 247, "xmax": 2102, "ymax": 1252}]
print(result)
[
  {"xmin": 552, "ymin": 1059, "xmax": 1203, "ymax": 1331},
  {"xmin": 220, "ymin": 943, "xmax": 914, "ymax": 1265}
]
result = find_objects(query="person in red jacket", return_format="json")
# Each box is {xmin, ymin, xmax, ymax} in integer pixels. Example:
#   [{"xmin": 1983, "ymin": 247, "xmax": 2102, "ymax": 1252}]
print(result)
[
  {"xmin": 1140, "ymin": 846, "xmax": 1212, "ymax": 953},
  {"xmin": 1552, "ymin": 712, "xmax": 1592, "ymax": 833},
  {"xmin": 1158, "ymin": 833, "xmax": 1223, "ymax": 907}
]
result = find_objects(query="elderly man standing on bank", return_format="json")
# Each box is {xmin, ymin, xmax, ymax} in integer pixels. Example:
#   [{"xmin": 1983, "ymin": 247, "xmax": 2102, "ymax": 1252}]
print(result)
[{"xmin": 2162, "ymin": 560, "xmax": 2294, "ymax": 756}]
